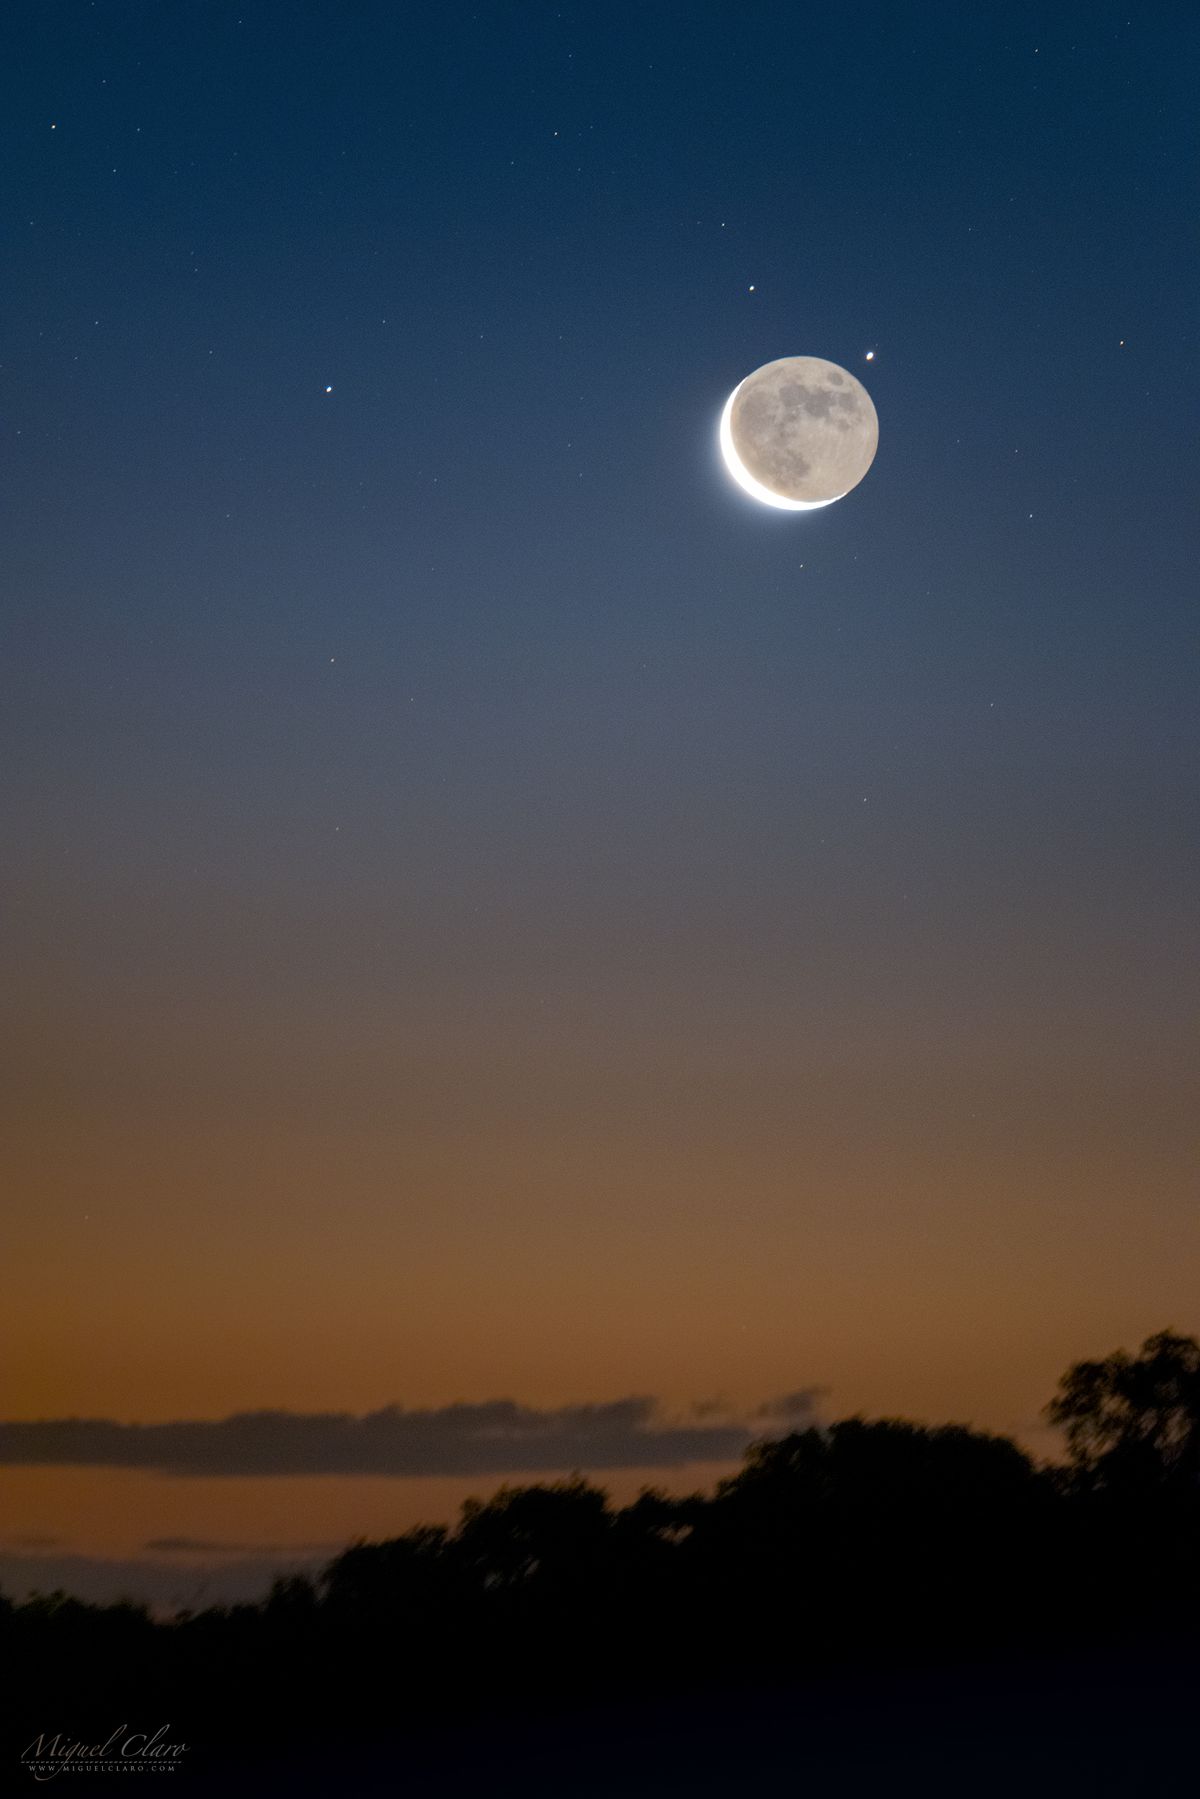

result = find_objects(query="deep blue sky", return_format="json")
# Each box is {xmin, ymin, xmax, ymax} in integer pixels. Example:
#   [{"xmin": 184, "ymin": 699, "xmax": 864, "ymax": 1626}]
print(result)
[{"xmin": 3, "ymin": 1, "xmax": 1197, "ymax": 1550}]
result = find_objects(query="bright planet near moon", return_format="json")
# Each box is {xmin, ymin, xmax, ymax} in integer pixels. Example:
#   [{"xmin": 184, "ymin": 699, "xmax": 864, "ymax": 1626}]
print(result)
[{"xmin": 719, "ymin": 355, "xmax": 879, "ymax": 510}]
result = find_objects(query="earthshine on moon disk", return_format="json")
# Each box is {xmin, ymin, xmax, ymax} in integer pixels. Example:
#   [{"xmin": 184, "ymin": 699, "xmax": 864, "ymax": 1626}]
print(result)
[{"xmin": 719, "ymin": 356, "xmax": 879, "ymax": 510}]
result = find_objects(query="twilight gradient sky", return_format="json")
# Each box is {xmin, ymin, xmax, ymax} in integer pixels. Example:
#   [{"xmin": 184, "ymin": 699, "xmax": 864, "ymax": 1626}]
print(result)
[{"xmin": 3, "ymin": 1, "xmax": 1197, "ymax": 1574}]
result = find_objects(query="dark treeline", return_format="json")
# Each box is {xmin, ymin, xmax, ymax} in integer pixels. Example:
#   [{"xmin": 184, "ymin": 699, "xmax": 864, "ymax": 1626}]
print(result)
[{"xmin": 6, "ymin": 1331, "xmax": 1200, "ymax": 1777}]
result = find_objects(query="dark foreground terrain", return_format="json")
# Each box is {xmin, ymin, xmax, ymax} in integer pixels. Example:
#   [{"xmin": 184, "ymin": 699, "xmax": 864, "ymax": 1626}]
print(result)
[
  {"xmin": 160, "ymin": 1644, "xmax": 1197, "ymax": 1797},
  {"xmin": 9, "ymin": 1334, "xmax": 1200, "ymax": 1795}
]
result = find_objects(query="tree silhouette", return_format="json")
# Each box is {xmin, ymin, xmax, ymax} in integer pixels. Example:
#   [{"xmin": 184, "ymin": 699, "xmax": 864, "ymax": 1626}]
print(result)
[
  {"xmin": 453, "ymin": 1476, "xmax": 612, "ymax": 1590},
  {"xmin": 5, "ymin": 1329, "xmax": 1200, "ymax": 1782},
  {"xmin": 1046, "ymin": 1329, "xmax": 1200, "ymax": 1496}
]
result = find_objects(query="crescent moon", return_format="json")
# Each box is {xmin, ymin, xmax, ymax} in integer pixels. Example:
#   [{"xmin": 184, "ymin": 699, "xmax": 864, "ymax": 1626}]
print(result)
[
  {"xmin": 718, "ymin": 357, "xmax": 878, "ymax": 511},
  {"xmin": 719, "ymin": 382, "xmax": 840, "ymax": 511}
]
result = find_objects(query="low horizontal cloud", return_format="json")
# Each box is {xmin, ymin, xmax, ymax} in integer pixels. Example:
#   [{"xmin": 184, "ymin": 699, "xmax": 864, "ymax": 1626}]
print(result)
[
  {"xmin": 756, "ymin": 1388, "xmax": 828, "ymax": 1423},
  {"xmin": 0, "ymin": 1392, "xmax": 821, "ymax": 1480}
]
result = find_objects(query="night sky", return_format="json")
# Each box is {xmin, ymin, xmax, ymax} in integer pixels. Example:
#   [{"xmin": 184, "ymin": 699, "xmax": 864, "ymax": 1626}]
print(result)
[{"xmin": 3, "ymin": 1, "xmax": 1197, "ymax": 1590}]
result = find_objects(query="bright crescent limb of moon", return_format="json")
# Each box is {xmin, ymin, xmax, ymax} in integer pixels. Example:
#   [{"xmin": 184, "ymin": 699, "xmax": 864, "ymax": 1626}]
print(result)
[{"xmin": 718, "ymin": 383, "xmax": 842, "ymax": 511}]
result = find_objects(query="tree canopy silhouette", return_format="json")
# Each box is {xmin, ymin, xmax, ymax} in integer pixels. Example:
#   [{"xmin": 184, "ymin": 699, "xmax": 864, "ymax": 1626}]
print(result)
[
  {"xmin": 4, "ymin": 1328, "xmax": 1199, "ymax": 1774},
  {"xmin": 1045, "ymin": 1329, "xmax": 1200, "ymax": 1496}
]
